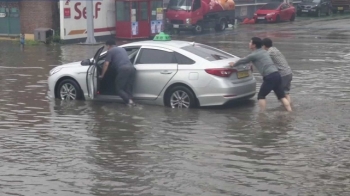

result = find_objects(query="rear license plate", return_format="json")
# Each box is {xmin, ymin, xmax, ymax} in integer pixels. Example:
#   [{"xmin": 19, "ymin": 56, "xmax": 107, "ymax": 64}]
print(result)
[
  {"xmin": 173, "ymin": 24, "xmax": 179, "ymax": 28},
  {"xmin": 258, "ymin": 17, "xmax": 265, "ymax": 19},
  {"xmin": 237, "ymin": 71, "xmax": 249, "ymax": 79},
  {"xmin": 338, "ymin": 7, "xmax": 343, "ymax": 10},
  {"xmin": 302, "ymin": 10, "xmax": 308, "ymax": 12}
]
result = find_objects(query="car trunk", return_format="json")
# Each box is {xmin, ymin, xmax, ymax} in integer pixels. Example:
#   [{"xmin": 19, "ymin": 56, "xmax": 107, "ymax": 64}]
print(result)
[{"xmin": 206, "ymin": 58, "xmax": 254, "ymax": 84}]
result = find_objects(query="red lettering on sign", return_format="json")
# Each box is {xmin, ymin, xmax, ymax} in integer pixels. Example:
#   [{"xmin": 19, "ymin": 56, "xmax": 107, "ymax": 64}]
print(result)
[
  {"xmin": 95, "ymin": 2, "xmax": 101, "ymax": 19},
  {"xmin": 74, "ymin": 2, "xmax": 81, "ymax": 19},
  {"xmin": 74, "ymin": 2, "xmax": 101, "ymax": 20}
]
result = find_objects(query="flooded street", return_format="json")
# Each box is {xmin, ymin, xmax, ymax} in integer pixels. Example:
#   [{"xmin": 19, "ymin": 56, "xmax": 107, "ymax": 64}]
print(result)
[{"xmin": 0, "ymin": 17, "xmax": 350, "ymax": 196}]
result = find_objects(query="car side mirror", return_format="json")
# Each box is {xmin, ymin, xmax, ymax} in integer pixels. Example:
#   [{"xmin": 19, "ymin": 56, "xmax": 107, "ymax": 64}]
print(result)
[{"xmin": 81, "ymin": 58, "xmax": 91, "ymax": 66}]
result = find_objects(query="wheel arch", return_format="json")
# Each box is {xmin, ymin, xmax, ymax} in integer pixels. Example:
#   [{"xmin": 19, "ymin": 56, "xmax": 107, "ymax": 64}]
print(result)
[
  {"xmin": 163, "ymin": 82, "xmax": 200, "ymax": 107},
  {"xmin": 54, "ymin": 76, "xmax": 85, "ymax": 100}
]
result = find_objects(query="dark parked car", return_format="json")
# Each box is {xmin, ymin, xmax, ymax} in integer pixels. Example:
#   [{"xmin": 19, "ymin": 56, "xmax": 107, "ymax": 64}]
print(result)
[{"xmin": 297, "ymin": 0, "xmax": 333, "ymax": 17}]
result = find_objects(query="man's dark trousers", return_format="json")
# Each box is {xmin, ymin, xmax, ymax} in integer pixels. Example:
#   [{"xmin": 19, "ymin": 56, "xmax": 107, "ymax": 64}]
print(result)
[{"xmin": 115, "ymin": 66, "xmax": 136, "ymax": 103}]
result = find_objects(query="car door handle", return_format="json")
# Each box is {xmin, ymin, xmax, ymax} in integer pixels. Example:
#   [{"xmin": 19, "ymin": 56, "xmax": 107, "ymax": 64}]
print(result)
[{"xmin": 160, "ymin": 71, "xmax": 172, "ymax": 74}]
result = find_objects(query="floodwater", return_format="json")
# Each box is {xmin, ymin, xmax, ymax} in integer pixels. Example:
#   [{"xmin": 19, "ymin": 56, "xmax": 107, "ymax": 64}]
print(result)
[{"xmin": 0, "ymin": 17, "xmax": 350, "ymax": 196}]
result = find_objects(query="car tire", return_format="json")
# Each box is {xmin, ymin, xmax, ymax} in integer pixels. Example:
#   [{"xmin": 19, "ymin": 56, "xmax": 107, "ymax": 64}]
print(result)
[
  {"xmin": 192, "ymin": 22, "xmax": 203, "ymax": 34},
  {"xmin": 316, "ymin": 9, "xmax": 321, "ymax": 17},
  {"xmin": 165, "ymin": 86, "xmax": 196, "ymax": 109},
  {"xmin": 326, "ymin": 9, "xmax": 332, "ymax": 16},
  {"xmin": 290, "ymin": 14, "xmax": 296, "ymax": 21},
  {"xmin": 215, "ymin": 19, "xmax": 226, "ymax": 32},
  {"xmin": 276, "ymin": 15, "xmax": 281, "ymax": 22},
  {"xmin": 57, "ymin": 79, "xmax": 83, "ymax": 100}
]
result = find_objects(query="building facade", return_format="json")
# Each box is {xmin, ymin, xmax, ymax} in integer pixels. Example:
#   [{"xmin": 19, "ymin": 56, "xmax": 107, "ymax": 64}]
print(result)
[{"xmin": 0, "ymin": 0, "xmax": 59, "ymax": 38}]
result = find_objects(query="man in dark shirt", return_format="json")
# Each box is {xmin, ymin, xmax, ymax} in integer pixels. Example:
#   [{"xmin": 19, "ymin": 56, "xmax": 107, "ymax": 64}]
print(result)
[{"xmin": 99, "ymin": 40, "xmax": 136, "ymax": 106}]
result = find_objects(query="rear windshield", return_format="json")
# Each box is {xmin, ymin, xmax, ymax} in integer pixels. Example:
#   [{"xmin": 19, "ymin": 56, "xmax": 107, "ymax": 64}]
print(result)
[
  {"xmin": 181, "ymin": 44, "xmax": 234, "ymax": 61},
  {"xmin": 260, "ymin": 3, "xmax": 281, "ymax": 10}
]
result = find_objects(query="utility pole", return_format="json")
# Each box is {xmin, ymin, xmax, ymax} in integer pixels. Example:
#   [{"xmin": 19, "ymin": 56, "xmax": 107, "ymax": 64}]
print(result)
[{"xmin": 85, "ymin": 0, "xmax": 96, "ymax": 44}]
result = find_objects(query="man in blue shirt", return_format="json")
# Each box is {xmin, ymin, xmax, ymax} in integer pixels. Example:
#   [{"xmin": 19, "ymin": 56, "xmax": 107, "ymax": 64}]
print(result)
[
  {"xmin": 99, "ymin": 40, "xmax": 136, "ymax": 106},
  {"xmin": 229, "ymin": 37, "xmax": 292, "ymax": 112}
]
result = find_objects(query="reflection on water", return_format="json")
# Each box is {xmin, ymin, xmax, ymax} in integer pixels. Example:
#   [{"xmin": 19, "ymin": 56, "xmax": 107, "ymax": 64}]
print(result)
[{"xmin": 0, "ymin": 21, "xmax": 350, "ymax": 195}]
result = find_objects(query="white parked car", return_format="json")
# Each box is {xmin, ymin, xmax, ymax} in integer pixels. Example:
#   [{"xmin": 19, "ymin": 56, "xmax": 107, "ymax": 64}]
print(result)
[{"xmin": 47, "ymin": 39, "xmax": 256, "ymax": 108}]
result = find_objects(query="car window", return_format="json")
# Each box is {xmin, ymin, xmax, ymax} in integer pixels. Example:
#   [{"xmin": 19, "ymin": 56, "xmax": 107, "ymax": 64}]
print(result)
[
  {"xmin": 192, "ymin": 0, "xmax": 201, "ymax": 11},
  {"xmin": 175, "ymin": 52, "xmax": 195, "ymax": 64},
  {"xmin": 181, "ymin": 43, "xmax": 234, "ymax": 61},
  {"xmin": 136, "ymin": 48, "xmax": 176, "ymax": 64}
]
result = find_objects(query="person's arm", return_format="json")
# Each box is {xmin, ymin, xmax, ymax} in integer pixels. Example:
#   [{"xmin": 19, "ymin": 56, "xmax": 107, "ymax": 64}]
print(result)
[
  {"xmin": 100, "ymin": 51, "xmax": 112, "ymax": 78},
  {"xmin": 229, "ymin": 53, "xmax": 255, "ymax": 67}
]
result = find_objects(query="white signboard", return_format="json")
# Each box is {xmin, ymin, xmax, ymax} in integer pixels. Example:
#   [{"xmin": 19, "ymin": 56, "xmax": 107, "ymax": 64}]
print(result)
[
  {"xmin": 59, "ymin": 0, "xmax": 116, "ymax": 40},
  {"xmin": 240, "ymin": 6, "xmax": 247, "ymax": 17},
  {"xmin": 131, "ymin": 22, "xmax": 138, "ymax": 36}
]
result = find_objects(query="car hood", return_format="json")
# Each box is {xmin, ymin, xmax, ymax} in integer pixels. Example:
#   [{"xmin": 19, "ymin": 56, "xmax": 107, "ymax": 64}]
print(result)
[
  {"xmin": 256, "ymin": 9, "xmax": 278, "ymax": 14},
  {"xmin": 55, "ymin": 61, "xmax": 82, "ymax": 69}
]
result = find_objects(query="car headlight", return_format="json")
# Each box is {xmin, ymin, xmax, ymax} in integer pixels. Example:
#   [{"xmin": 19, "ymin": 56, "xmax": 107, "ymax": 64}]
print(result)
[
  {"xmin": 186, "ymin": 18, "xmax": 191, "ymax": 24},
  {"xmin": 49, "ymin": 67, "xmax": 62, "ymax": 76}
]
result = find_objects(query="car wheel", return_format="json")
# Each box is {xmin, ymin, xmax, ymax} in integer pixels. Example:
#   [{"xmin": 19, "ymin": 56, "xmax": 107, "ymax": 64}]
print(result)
[
  {"xmin": 276, "ymin": 15, "xmax": 281, "ymax": 22},
  {"xmin": 215, "ymin": 19, "xmax": 226, "ymax": 32},
  {"xmin": 327, "ymin": 9, "xmax": 333, "ymax": 16},
  {"xmin": 316, "ymin": 9, "xmax": 321, "ymax": 17},
  {"xmin": 192, "ymin": 23, "xmax": 203, "ymax": 34},
  {"xmin": 290, "ymin": 14, "xmax": 295, "ymax": 21},
  {"xmin": 57, "ymin": 79, "xmax": 83, "ymax": 100},
  {"xmin": 166, "ymin": 86, "xmax": 196, "ymax": 109}
]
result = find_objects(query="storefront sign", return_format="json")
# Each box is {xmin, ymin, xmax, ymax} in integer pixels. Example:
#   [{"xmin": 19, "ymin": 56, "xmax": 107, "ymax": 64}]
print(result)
[
  {"xmin": 59, "ymin": 0, "xmax": 115, "ymax": 40},
  {"xmin": 64, "ymin": 8, "xmax": 71, "ymax": 18}
]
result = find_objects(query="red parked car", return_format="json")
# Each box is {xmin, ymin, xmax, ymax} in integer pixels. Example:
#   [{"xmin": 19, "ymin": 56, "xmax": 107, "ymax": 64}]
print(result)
[{"xmin": 253, "ymin": 2, "xmax": 296, "ymax": 23}]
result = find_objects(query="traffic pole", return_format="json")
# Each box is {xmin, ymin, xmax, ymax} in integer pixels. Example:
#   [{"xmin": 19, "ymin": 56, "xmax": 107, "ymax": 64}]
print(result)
[{"xmin": 85, "ymin": 0, "xmax": 96, "ymax": 44}]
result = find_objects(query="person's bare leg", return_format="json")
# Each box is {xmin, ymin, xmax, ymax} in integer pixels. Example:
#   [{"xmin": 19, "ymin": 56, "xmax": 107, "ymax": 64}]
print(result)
[
  {"xmin": 285, "ymin": 94, "xmax": 291, "ymax": 104},
  {"xmin": 280, "ymin": 97, "xmax": 292, "ymax": 112},
  {"xmin": 258, "ymin": 99, "xmax": 267, "ymax": 112}
]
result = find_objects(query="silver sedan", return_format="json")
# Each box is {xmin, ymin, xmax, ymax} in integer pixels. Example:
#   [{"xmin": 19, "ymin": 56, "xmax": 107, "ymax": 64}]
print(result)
[{"xmin": 47, "ymin": 40, "xmax": 256, "ymax": 108}]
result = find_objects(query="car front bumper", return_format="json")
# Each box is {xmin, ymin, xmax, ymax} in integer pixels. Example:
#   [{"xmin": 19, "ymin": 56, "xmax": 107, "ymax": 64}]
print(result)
[
  {"xmin": 254, "ymin": 15, "xmax": 277, "ymax": 22},
  {"xmin": 167, "ymin": 23, "xmax": 195, "ymax": 31}
]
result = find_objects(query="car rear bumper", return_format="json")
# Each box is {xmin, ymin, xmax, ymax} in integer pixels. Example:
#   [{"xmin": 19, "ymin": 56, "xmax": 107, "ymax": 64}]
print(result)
[{"xmin": 196, "ymin": 78, "xmax": 257, "ymax": 107}]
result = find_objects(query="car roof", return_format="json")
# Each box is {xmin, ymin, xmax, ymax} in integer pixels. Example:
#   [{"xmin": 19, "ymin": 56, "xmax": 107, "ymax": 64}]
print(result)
[{"xmin": 121, "ymin": 40, "xmax": 194, "ymax": 49}]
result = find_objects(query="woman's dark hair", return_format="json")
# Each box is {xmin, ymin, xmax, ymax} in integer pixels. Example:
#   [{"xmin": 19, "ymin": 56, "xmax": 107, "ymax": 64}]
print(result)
[
  {"xmin": 262, "ymin": 38, "xmax": 273, "ymax": 48},
  {"xmin": 106, "ymin": 39, "xmax": 116, "ymax": 46},
  {"xmin": 251, "ymin": 37, "xmax": 262, "ymax": 48}
]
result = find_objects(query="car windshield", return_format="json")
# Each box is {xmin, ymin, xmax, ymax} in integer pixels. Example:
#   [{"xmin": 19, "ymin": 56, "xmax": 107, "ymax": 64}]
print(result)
[
  {"xmin": 260, "ymin": 3, "xmax": 281, "ymax": 10},
  {"xmin": 181, "ymin": 43, "xmax": 234, "ymax": 61},
  {"xmin": 302, "ymin": 0, "xmax": 320, "ymax": 3},
  {"xmin": 168, "ymin": 0, "xmax": 192, "ymax": 11}
]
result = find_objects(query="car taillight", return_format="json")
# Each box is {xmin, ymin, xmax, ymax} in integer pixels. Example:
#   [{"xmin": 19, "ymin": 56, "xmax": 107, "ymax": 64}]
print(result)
[{"xmin": 205, "ymin": 68, "xmax": 236, "ymax": 77}]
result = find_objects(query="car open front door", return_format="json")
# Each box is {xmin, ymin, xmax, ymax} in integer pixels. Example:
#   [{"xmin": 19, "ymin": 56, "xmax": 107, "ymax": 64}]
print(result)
[
  {"xmin": 86, "ymin": 46, "xmax": 104, "ymax": 100},
  {"xmin": 132, "ymin": 46, "xmax": 178, "ymax": 100}
]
